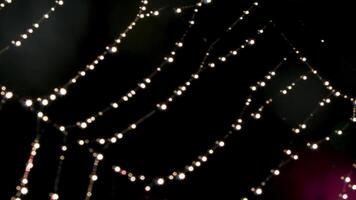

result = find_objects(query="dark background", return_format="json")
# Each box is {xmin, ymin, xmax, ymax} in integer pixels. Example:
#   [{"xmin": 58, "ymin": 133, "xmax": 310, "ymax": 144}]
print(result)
[{"xmin": 0, "ymin": 0, "xmax": 355, "ymax": 199}]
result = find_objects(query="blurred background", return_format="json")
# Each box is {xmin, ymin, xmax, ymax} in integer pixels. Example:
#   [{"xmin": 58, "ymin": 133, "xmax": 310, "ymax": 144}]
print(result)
[{"xmin": 0, "ymin": 0, "xmax": 355, "ymax": 199}]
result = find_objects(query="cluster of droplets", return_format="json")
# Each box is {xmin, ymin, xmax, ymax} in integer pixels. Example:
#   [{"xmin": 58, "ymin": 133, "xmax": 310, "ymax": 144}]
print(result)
[
  {"xmin": 73, "ymin": 1, "xmax": 264, "ymax": 149},
  {"xmin": 11, "ymin": 139, "xmax": 40, "ymax": 200},
  {"xmin": 339, "ymin": 164, "xmax": 356, "ymax": 199},
  {"xmin": 1, "ymin": 86, "xmax": 14, "ymax": 106},
  {"xmin": 239, "ymin": 60, "xmax": 355, "ymax": 198},
  {"xmin": 0, "ymin": 0, "xmax": 13, "ymax": 11},
  {"xmin": 84, "ymin": 153, "xmax": 104, "ymax": 200},
  {"xmin": 80, "ymin": 6, "xmax": 230, "ymax": 196},
  {"xmin": 83, "ymin": 5, "xmax": 265, "ymax": 193},
  {"xmin": 109, "ymin": 56, "xmax": 290, "ymax": 192},
  {"xmin": 1, "ymin": 0, "xmax": 183, "ymax": 137},
  {"xmin": 108, "ymin": 53, "xmax": 320, "ymax": 195},
  {"xmin": 251, "ymin": 71, "xmax": 311, "ymax": 122},
  {"xmin": 83, "ymin": 26, "xmax": 267, "ymax": 148},
  {"xmin": 3, "ymin": 0, "xmax": 213, "ymax": 139},
  {"xmin": 67, "ymin": 1, "xmax": 206, "ymax": 131},
  {"xmin": 48, "ymin": 139, "xmax": 68, "ymax": 200},
  {"xmin": 241, "ymin": 122, "xmax": 351, "ymax": 199},
  {"xmin": 292, "ymin": 94, "xmax": 333, "ymax": 134},
  {"xmin": 113, "ymin": 139, "xmax": 220, "ymax": 191},
  {"xmin": 351, "ymin": 100, "xmax": 356, "ymax": 123},
  {"xmin": 282, "ymin": 33, "xmax": 355, "ymax": 108},
  {"xmin": 27, "ymin": 0, "xmax": 162, "ymax": 109},
  {"xmin": 10, "ymin": 0, "xmax": 64, "ymax": 48}
]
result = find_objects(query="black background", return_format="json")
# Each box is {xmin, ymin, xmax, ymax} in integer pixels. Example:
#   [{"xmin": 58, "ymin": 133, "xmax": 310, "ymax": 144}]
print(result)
[{"xmin": 0, "ymin": 0, "xmax": 355, "ymax": 199}]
